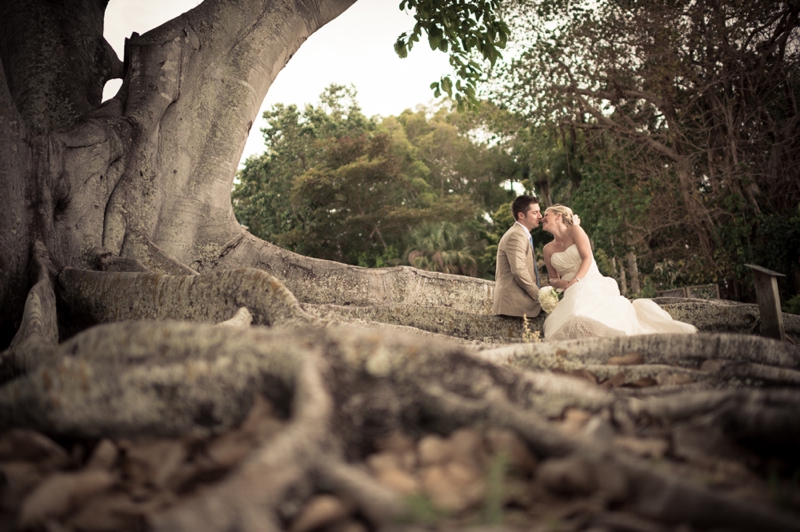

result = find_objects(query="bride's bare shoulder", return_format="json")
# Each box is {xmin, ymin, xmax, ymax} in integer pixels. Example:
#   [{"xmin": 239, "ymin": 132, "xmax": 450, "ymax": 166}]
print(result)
[{"xmin": 569, "ymin": 224, "xmax": 589, "ymax": 241}]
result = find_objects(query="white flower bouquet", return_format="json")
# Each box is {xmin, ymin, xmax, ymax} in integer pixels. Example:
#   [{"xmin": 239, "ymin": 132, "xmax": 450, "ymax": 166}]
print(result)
[{"xmin": 538, "ymin": 286, "xmax": 563, "ymax": 313}]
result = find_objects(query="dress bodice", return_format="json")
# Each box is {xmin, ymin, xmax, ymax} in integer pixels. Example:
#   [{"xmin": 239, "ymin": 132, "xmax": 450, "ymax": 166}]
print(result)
[
  {"xmin": 550, "ymin": 244, "xmax": 584, "ymax": 280},
  {"xmin": 543, "ymin": 243, "xmax": 697, "ymax": 342}
]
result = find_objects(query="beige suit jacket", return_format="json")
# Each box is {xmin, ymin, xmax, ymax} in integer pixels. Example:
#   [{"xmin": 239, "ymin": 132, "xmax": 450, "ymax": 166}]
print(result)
[{"xmin": 492, "ymin": 223, "xmax": 541, "ymax": 317}]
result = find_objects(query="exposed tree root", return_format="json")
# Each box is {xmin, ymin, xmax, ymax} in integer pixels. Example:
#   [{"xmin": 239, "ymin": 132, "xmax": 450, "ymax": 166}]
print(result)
[
  {"xmin": 149, "ymin": 356, "xmax": 337, "ymax": 532},
  {"xmin": 2, "ymin": 319, "xmax": 800, "ymax": 530},
  {"xmin": 0, "ymin": 322, "xmax": 309, "ymax": 436},
  {"xmin": 305, "ymin": 302, "xmax": 538, "ymax": 343},
  {"xmin": 119, "ymin": 231, "xmax": 199, "ymax": 276},
  {"xmin": 57, "ymin": 267, "xmax": 322, "ymax": 336},
  {"xmin": 210, "ymin": 231, "xmax": 494, "ymax": 313},
  {"xmin": 658, "ymin": 298, "xmax": 800, "ymax": 342},
  {"xmin": 2, "ymin": 244, "xmax": 59, "ymax": 378},
  {"xmin": 414, "ymin": 384, "xmax": 800, "ymax": 530},
  {"xmin": 481, "ymin": 333, "xmax": 800, "ymax": 371}
]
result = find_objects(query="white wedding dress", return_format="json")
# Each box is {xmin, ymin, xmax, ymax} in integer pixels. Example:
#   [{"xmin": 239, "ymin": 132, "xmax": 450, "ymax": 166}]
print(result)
[{"xmin": 543, "ymin": 244, "xmax": 697, "ymax": 342}]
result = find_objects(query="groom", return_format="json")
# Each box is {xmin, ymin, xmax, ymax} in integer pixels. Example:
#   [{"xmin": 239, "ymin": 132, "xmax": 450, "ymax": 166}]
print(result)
[{"xmin": 492, "ymin": 195, "xmax": 543, "ymax": 318}]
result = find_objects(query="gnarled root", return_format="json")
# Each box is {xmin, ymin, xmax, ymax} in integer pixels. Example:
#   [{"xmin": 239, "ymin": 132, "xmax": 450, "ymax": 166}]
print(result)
[
  {"xmin": 483, "ymin": 332, "xmax": 799, "ymax": 374},
  {"xmin": 0, "ymin": 322, "xmax": 311, "ymax": 436},
  {"xmin": 119, "ymin": 230, "xmax": 199, "ymax": 276},
  {"xmin": 208, "ymin": 230, "xmax": 494, "ymax": 313},
  {"xmin": 57, "ymin": 267, "xmax": 321, "ymax": 337},
  {"xmin": 3, "ymin": 320, "xmax": 800, "ymax": 530},
  {"xmin": 1, "ymin": 243, "xmax": 59, "ymax": 379},
  {"xmin": 306, "ymin": 302, "xmax": 542, "ymax": 343}
]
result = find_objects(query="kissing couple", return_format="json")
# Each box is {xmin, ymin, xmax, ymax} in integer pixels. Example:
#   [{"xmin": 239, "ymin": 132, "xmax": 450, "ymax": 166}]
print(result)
[{"xmin": 492, "ymin": 195, "xmax": 696, "ymax": 342}]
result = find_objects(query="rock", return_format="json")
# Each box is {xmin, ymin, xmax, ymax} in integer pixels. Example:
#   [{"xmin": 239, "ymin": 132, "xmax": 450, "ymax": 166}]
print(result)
[
  {"xmin": 536, "ymin": 457, "xmax": 597, "ymax": 496},
  {"xmin": 417, "ymin": 435, "xmax": 453, "ymax": 467},
  {"xmin": 485, "ymin": 428, "xmax": 537, "ymax": 475},
  {"xmin": 376, "ymin": 467, "xmax": 419, "ymax": 495},
  {"xmin": 449, "ymin": 427, "xmax": 485, "ymax": 469},
  {"xmin": 290, "ymin": 495, "xmax": 352, "ymax": 532},
  {"xmin": 421, "ymin": 465, "xmax": 463, "ymax": 511},
  {"xmin": 420, "ymin": 461, "xmax": 485, "ymax": 513}
]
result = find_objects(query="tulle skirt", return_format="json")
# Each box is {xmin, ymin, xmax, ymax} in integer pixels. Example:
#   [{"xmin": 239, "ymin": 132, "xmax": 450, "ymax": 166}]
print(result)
[{"xmin": 543, "ymin": 268, "xmax": 697, "ymax": 342}]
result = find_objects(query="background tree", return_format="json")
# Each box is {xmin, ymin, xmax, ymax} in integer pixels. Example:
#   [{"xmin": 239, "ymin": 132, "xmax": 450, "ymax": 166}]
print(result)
[
  {"xmin": 494, "ymin": 0, "xmax": 800, "ymax": 300},
  {"xmin": 235, "ymin": 90, "xmax": 519, "ymax": 275},
  {"xmin": 2, "ymin": 1, "xmax": 800, "ymax": 529},
  {"xmin": 406, "ymin": 221, "xmax": 479, "ymax": 276}
]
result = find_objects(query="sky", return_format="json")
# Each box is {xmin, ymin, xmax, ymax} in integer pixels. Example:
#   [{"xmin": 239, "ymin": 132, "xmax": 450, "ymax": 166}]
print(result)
[{"xmin": 102, "ymin": 0, "xmax": 453, "ymax": 164}]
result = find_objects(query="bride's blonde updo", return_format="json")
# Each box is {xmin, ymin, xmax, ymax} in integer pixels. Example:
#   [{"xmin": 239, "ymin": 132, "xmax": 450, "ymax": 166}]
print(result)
[{"xmin": 545, "ymin": 204, "xmax": 575, "ymax": 226}]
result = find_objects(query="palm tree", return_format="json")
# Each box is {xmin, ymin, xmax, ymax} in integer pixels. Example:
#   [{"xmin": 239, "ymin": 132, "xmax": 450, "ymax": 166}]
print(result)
[{"xmin": 406, "ymin": 222, "xmax": 478, "ymax": 277}]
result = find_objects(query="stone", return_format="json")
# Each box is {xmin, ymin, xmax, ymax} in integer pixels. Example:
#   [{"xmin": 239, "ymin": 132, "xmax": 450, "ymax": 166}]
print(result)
[
  {"xmin": 417, "ymin": 435, "xmax": 453, "ymax": 467},
  {"xmin": 449, "ymin": 427, "xmax": 486, "ymax": 469},
  {"xmin": 420, "ymin": 461, "xmax": 485, "ymax": 513},
  {"xmin": 485, "ymin": 428, "xmax": 538, "ymax": 475},
  {"xmin": 377, "ymin": 467, "xmax": 419, "ymax": 496},
  {"xmin": 290, "ymin": 495, "xmax": 351, "ymax": 532}
]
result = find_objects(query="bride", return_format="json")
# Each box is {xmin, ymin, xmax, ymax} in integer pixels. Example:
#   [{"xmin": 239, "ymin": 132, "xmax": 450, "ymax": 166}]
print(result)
[{"xmin": 541, "ymin": 204, "xmax": 697, "ymax": 342}]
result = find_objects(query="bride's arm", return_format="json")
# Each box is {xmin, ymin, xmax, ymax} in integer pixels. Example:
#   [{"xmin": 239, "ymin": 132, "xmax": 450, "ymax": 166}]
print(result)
[
  {"xmin": 543, "ymin": 242, "xmax": 566, "ymax": 290},
  {"xmin": 564, "ymin": 226, "xmax": 593, "ymax": 290}
]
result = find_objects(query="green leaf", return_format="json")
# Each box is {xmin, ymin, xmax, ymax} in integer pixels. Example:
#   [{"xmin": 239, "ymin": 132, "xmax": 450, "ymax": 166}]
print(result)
[
  {"xmin": 394, "ymin": 40, "xmax": 408, "ymax": 58},
  {"xmin": 441, "ymin": 76, "xmax": 452, "ymax": 95}
]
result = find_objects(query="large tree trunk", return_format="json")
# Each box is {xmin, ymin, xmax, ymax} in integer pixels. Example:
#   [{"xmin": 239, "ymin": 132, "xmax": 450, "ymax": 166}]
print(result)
[{"xmin": 1, "ymin": 1, "xmax": 800, "ymax": 530}]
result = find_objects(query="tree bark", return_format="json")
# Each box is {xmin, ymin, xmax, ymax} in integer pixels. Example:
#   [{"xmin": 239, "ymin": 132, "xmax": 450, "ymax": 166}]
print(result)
[
  {"xmin": 626, "ymin": 251, "xmax": 640, "ymax": 295},
  {"xmin": 1, "ymin": 1, "xmax": 800, "ymax": 530}
]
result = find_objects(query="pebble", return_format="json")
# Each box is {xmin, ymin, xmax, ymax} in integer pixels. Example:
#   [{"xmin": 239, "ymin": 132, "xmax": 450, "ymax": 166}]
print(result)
[
  {"xmin": 417, "ymin": 435, "xmax": 452, "ymax": 467},
  {"xmin": 290, "ymin": 494, "xmax": 351, "ymax": 532},
  {"xmin": 485, "ymin": 428, "xmax": 537, "ymax": 475}
]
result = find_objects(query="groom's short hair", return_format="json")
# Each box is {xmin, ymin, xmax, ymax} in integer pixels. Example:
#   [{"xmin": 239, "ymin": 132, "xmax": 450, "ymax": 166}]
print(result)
[{"xmin": 511, "ymin": 195, "xmax": 538, "ymax": 221}]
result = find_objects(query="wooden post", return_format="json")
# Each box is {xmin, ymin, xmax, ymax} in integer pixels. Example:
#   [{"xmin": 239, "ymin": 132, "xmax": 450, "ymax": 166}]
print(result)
[{"xmin": 745, "ymin": 264, "xmax": 786, "ymax": 341}]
